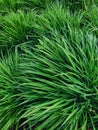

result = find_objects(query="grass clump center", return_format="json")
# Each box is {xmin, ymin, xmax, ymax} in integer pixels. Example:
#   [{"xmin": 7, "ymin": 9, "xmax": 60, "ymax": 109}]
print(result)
[{"xmin": 0, "ymin": 0, "xmax": 98, "ymax": 130}]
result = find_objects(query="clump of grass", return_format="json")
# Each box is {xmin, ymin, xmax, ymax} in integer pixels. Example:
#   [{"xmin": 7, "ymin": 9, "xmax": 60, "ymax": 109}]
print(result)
[
  {"xmin": 35, "ymin": 3, "xmax": 84, "ymax": 39},
  {"xmin": 0, "ymin": 54, "xmax": 22, "ymax": 130},
  {"xmin": 0, "ymin": 10, "xmax": 37, "ymax": 52},
  {"xmin": 16, "ymin": 29, "xmax": 98, "ymax": 130},
  {"xmin": 0, "ymin": 0, "xmax": 23, "ymax": 13},
  {"xmin": 0, "ymin": 0, "xmax": 97, "ymax": 14},
  {"xmin": 84, "ymin": 5, "xmax": 98, "ymax": 36},
  {"xmin": 0, "ymin": 0, "xmax": 98, "ymax": 130},
  {"xmin": 0, "ymin": 0, "xmax": 55, "ymax": 14}
]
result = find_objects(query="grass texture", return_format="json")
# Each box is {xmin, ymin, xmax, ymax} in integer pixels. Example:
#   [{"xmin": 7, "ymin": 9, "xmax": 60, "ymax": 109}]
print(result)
[{"xmin": 0, "ymin": 0, "xmax": 98, "ymax": 130}]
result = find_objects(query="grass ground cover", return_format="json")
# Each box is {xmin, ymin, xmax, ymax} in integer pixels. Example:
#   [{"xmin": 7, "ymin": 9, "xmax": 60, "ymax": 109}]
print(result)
[{"xmin": 0, "ymin": 0, "xmax": 98, "ymax": 130}]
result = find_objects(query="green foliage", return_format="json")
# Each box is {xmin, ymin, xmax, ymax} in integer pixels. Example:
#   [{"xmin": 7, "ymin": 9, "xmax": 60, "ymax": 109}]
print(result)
[
  {"xmin": 84, "ymin": 5, "xmax": 98, "ymax": 36},
  {"xmin": 18, "ymin": 30, "xmax": 98, "ymax": 130},
  {"xmin": 0, "ymin": 0, "xmax": 55, "ymax": 14},
  {"xmin": 0, "ymin": 10, "xmax": 37, "ymax": 51},
  {"xmin": 35, "ymin": 3, "xmax": 84, "ymax": 37},
  {"xmin": 0, "ymin": 0, "xmax": 98, "ymax": 130},
  {"xmin": 0, "ymin": 54, "xmax": 22, "ymax": 130},
  {"xmin": 0, "ymin": 0, "xmax": 23, "ymax": 13}
]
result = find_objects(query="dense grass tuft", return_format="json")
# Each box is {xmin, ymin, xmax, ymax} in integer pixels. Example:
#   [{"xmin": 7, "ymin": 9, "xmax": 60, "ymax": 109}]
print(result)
[
  {"xmin": 0, "ymin": 10, "xmax": 37, "ymax": 52},
  {"xmin": 17, "ymin": 30, "xmax": 98, "ymax": 130},
  {"xmin": 84, "ymin": 5, "xmax": 98, "ymax": 36},
  {"xmin": 35, "ymin": 3, "xmax": 85, "ymax": 39},
  {"xmin": 0, "ymin": 0, "xmax": 98, "ymax": 130},
  {"xmin": 0, "ymin": 54, "xmax": 21, "ymax": 130}
]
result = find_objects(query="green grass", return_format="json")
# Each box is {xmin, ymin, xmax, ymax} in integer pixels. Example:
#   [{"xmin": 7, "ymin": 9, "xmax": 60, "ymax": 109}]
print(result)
[
  {"xmin": 35, "ymin": 3, "xmax": 84, "ymax": 37},
  {"xmin": 0, "ymin": 54, "xmax": 21, "ymax": 130},
  {"xmin": 0, "ymin": 0, "xmax": 97, "ymax": 14},
  {"xmin": 0, "ymin": 10, "xmax": 37, "ymax": 52},
  {"xmin": 0, "ymin": 0, "xmax": 98, "ymax": 130},
  {"xmin": 19, "ymin": 30, "xmax": 98, "ymax": 130},
  {"xmin": 84, "ymin": 5, "xmax": 98, "ymax": 36}
]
